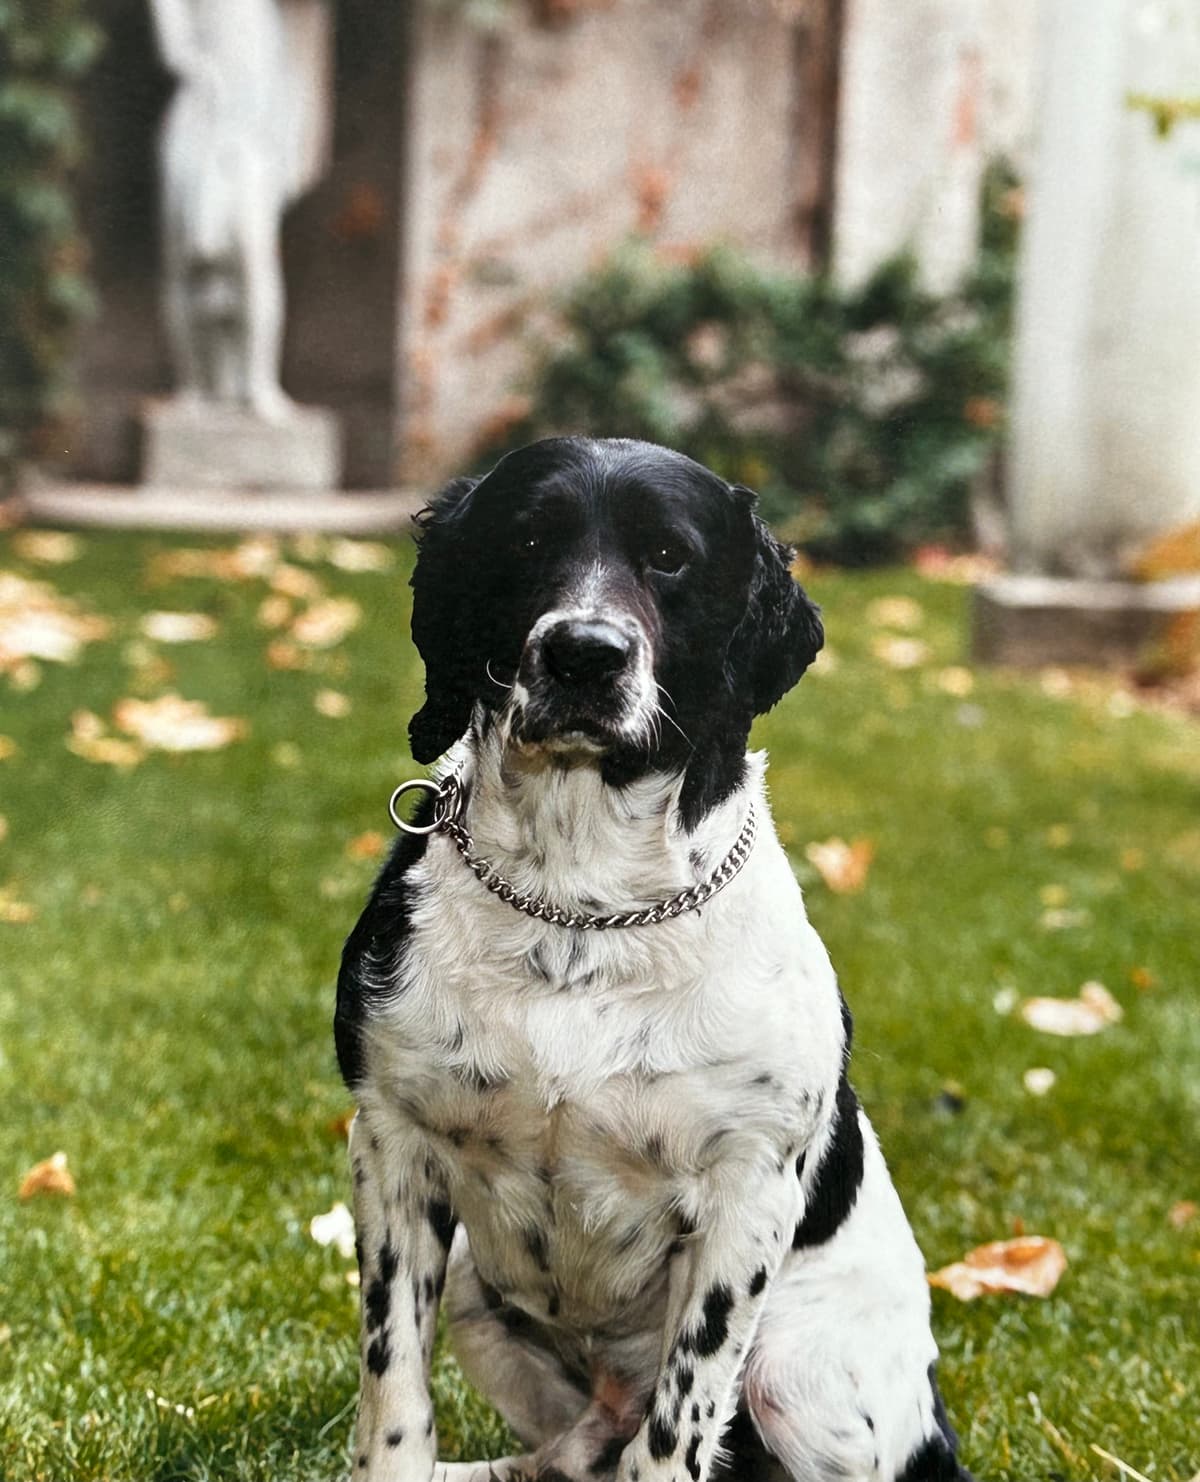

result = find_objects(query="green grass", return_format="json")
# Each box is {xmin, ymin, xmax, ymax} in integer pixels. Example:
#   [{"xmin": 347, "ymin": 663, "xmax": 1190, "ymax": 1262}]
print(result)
[{"xmin": 0, "ymin": 530, "xmax": 1196, "ymax": 1481}]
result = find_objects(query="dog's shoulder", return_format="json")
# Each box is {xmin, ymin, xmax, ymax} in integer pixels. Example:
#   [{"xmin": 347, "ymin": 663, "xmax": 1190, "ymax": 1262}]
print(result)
[{"xmin": 335, "ymin": 791, "xmax": 437, "ymax": 1090}]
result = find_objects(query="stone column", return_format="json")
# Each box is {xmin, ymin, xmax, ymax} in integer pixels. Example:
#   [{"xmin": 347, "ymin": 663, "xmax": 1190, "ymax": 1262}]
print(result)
[{"xmin": 975, "ymin": 0, "xmax": 1200, "ymax": 665}]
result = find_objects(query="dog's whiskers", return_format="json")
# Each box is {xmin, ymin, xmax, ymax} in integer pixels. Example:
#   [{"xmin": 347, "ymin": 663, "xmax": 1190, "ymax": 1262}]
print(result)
[{"xmin": 486, "ymin": 659, "xmax": 514, "ymax": 692}]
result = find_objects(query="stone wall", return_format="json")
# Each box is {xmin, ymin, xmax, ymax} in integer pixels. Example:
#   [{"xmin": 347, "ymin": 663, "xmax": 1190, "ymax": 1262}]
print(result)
[{"xmin": 394, "ymin": 0, "xmax": 816, "ymax": 484}]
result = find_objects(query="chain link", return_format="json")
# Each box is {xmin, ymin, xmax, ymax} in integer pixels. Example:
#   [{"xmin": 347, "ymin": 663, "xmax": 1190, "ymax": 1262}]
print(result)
[{"xmin": 393, "ymin": 769, "xmax": 757, "ymax": 930}]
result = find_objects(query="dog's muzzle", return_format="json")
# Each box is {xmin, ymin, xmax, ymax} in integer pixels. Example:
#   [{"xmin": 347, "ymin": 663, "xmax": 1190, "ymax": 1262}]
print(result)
[
  {"xmin": 513, "ymin": 610, "xmax": 651, "ymax": 747},
  {"xmin": 541, "ymin": 619, "xmax": 633, "ymax": 688}
]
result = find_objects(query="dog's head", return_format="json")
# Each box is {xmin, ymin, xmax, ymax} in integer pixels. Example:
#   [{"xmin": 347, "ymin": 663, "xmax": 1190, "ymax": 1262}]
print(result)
[{"xmin": 409, "ymin": 437, "xmax": 822, "ymax": 818}]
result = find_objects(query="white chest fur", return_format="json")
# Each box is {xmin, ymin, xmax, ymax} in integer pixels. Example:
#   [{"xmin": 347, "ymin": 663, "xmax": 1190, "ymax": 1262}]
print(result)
[{"xmin": 358, "ymin": 749, "xmax": 844, "ymax": 1329}]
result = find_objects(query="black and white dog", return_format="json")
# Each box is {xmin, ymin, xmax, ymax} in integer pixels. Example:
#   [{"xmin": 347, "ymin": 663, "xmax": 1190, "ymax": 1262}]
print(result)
[{"xmin": 335, "ymin": 437, "xmax": 972, "ymax": 1482}]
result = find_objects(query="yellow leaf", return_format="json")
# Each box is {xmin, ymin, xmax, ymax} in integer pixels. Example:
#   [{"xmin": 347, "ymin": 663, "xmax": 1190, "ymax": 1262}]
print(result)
[
  {"xmin": 113, "ymin": 695, "xmax": 246, "ymax": 753},
  {"xmin": 1128, "ymin": 519, "xmax": 1200, "ymax": 579},
  {"xmin": 314, "ymin": 689, "xmax": 351, "ymax": 719},
  {"xmin": 928, "ymin": 1235, "xmax": 1067, "ymax": 1300},
  {"xmin": 140, "ymin": 611, "xmax": 218, "ymax": 643}
]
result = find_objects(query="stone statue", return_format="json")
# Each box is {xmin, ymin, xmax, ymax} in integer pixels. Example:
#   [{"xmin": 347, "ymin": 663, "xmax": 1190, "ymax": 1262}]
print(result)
[{"xmin": 149, "ymin": 0, "xmax": 332, "ymax": 422}]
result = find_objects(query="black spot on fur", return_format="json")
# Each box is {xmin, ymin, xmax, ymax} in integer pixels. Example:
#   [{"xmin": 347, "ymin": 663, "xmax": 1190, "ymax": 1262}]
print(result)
[
  {"xmin": 365, "ymin": 1277, "xmax": 390, "ymax": 1332},
  {"xmin": 795, "ymin": 1149, "xmax": 806, "ymax": 1180},
  {"xmin": 548, "ymin": 1291, "xmax": 560, "ymax": 1317},
  {"xmin": 895, "ymin": 1366, "xmax": 970, "ymax": 1481},
  {"xmin": 358, "ymin": 1454, "xmax": 367, "ymax": 1469},
  {"xmin": 378, "ymin": 1243, "xmax": 398, "ymax": 1282},
  {"xmin": 685, "ymin": 1433, "xmax": 702, "ymax": 1481},
  {"xmin": 792, "ymin": 1067, "xmax": 864, "ymax": 1251},
  {"xmin": 590, "ymin": 1436, "xmax": 627, "ymax": 1475},
  {"xmin": 748, "ymin": 1266, "xmax": 767, "ymax": 1298},
  {"xmin": 684, "ymin": 1283, "xmax": 734, "ymax": 1357},
  {"xmin": 386, "ymin": 1429, "xmax": 405, "ymax": 1447},
  {"xmin": 690, "ymin": 1403, "xmax": 701, "ymax": 1425},
  {"xmin": 423, "ymin": 1275, "xmax": 436, "ymax": 1303},
  {"xmin": 366, "ymin": 1335, "xmax": 390, "ymax": 1376},
  {"xmin": 427, "ymin": 1197, "xmax": 456, "ymax": 1251},
  {"xmin": 426, "ymin": 1413, "xmax": 435, "ymax": 1437},
  {"xmin": 648, "ymin": 1413, "xmax": 678, "ymax": 1461},
  {"xmin": 706, "ymin": 1402, "xmax": 715, "ymax": 1420},
  {"xmin": 676, "ymin": 1365, "xmax": 694, "ymax": 1397}
]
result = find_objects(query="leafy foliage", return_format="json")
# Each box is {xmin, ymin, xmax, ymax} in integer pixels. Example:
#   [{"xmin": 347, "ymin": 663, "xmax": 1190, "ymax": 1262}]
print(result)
[
  {"xmin": 493, "ymin": 167, "xmax": 1019, "ymax": 563},
  {"xmin": 0, "ymin": 0, "xmax": 102, "ymax": 487}
]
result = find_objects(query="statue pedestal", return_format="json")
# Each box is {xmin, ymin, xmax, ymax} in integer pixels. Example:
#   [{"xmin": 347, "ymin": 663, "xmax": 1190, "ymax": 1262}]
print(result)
[
  {"xmin": 972, "ymin": 574, "xmax": 1200, "ymax": 669},
  {"xmin": 140, "ymin": 398, "xmax": 342, "ymax": 492}
]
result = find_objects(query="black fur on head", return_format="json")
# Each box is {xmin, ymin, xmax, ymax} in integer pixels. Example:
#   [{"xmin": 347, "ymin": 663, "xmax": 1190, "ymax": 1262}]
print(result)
[{"xmin": 407, "ymin": 437, "xmax": 823, "ymax": 826}]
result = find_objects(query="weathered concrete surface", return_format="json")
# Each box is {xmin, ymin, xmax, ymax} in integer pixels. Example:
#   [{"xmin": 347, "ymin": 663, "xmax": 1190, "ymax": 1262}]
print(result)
[
  {"xmin": 973, "ymin": 573, "xmax": 1200, "ymax": 668},
  {"xmin": 1007, "ymin": 0, "xmax": 1200, "ymax": 578},
  {"xmin": 396, "ymin": 0, "xmax": 807, "ymax": 484},
  {"xmin": 832, "ymin": 0, "xmax": 1040, "ymax": 293},
  {"xmin": 140, "ymin": 398, "xmax": 342, "ymax": 491},
  {"xmin": 20, "ymin": 480, "xmax": 421, "ymax": 534}
]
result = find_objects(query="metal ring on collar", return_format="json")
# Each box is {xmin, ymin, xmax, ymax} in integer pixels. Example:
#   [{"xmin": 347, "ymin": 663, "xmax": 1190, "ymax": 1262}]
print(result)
[{"xmin": 388, "ymin": 777, "xmax": 449, "ymax": 834}]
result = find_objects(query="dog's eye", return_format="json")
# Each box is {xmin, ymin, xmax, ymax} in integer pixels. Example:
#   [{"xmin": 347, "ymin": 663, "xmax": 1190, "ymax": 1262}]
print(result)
[{"xmin": 647, "ymin": 540, "xmax": 689, "ymax": 576}]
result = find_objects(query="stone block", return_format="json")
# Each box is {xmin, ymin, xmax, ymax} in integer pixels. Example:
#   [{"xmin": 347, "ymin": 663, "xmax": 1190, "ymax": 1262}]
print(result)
[
  {"xmin": 140, "ymin": 398, "xmax": 342, "ymax": 492},
  {"xmin": 972, "ymin": 573, "xmax": 1200, "ymax": 668}
]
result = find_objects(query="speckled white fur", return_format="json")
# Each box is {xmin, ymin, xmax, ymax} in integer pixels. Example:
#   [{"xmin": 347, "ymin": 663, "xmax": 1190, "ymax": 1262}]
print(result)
[{"xmin": 347, "ymin": 721, "xmax": 949, "ymax": 1482}]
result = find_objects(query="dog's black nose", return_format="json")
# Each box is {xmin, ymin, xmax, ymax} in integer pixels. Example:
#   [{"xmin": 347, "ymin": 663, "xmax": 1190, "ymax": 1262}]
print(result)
[{"xmin": 542, "ymin": 620, "xmax": 632, "ymax": 686}]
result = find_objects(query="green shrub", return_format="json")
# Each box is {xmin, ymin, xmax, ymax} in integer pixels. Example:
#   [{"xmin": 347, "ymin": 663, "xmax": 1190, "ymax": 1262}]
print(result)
[
  {"xmin": 491, "ymin": 166, "xmax": 1019, "ymax": 563},
  {"xmin": 0, "ymin": 0, "xmax": 102, "ymax": 489}
]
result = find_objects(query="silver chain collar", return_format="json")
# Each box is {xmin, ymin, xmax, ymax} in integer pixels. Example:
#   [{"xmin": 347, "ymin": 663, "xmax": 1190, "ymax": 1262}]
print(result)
[{"xmin": 387, "ymin": 771, "xmax": 757, "ymax": 931}]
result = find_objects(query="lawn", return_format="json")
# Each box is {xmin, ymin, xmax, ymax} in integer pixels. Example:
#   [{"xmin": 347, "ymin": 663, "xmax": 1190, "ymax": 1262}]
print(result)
[{"xmin": 0, "ymin": 527, "xmax": 1196, "ymax": 1482}]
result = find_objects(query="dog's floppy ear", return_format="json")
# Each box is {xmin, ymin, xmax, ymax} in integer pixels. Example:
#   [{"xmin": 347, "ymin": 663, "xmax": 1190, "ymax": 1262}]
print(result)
[
  {"xmin": 726, "ymin": 485, "xmax": 824, "ymax": 716},
  {"xmin": 408, "ymin": 475, "xmax": 480, "ymax": 763}
]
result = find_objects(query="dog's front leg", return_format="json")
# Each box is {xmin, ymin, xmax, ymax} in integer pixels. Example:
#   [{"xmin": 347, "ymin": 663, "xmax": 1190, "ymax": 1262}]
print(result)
[
  {"xmin": 349, "ymin": 1112, "xmax": 454, "ymax": 1482},
  {"xmin": 617, "ymin": 1172, "xmax": 795, "ymax": 1482}
]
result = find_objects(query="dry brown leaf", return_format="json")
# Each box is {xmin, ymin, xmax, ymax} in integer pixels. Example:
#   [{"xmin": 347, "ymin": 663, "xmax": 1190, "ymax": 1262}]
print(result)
[
  {"xmin": 257, "ymin": 594, "xmax": 293, "ymax": 630},
  {"xmin": 1129, "ymin": 966, "xmax": 1156, "ymax": 992},
  {"xmin": 113, "ymin": 694, "xmax": 246, "ymax": 753},
  {"xmin": 1168, "ymin": 1199, "xmax": 1198, "ymax": 1230},
  {"xmin": 872, "ymin": 635, "xmax": 930, "ymax": 670},
  {"xmin": 1020, "ymin": 981, "xmax": 1123, "ymax": 1037},
  {"xmin": 1129, "ymin": 519, "xmax": 1200, "ymax": 580},
  {"xmin": 12, "ymin": 530, "xmax": 82, "ymax": 564},
  {"xmin": 265, "ymin": 640, "xmax": 309, "ymax": 671},
  {"xmin": 314, "ymin": 689, "xmax": 351, "ymax": 719},
  {"xmin": 270, "ymin": 563, "xmax": 325, "ymax": 601},
  {"xmin": 0, "ymin": 886, "xmax": 36, "ymax": 924},
  {"xmin": 328, "ymin": 538, "xmax": 394, "ymax": 573},
  {"xmin": 148, "ymin": 535, "xmax": 281, "ymax": 584},
  {"xmin": 328, "ymin": 1108, "xmax": 356, "ymax": 1140},
  {"xmin": 0, "ymin": 572, "xmax": 110, "ymax": 669},
  {"xmin": 346, "ymin": 830, "xmax": 386, "ymax": 860},
  {"xmin": 928, "ymin": 1235, "xmax": 1067, "ymax": 1300},
  {"xmin": 291, "ymin": 597, "xmax": 361, "ymax": 649},
  {"xmin": 18, "ymin": 1150, "xmax": 76, "ymax": 1200},
  {"xmin": 805, "ymin": 837, "xmax": 875, "ymax": 894},
  {"xmin": 140, "ymin": 611, "xmax": 218, "ymax": 644},
  {"xmin": 866, "ymin": 595, "xmax": 924, "ymax": 631}
]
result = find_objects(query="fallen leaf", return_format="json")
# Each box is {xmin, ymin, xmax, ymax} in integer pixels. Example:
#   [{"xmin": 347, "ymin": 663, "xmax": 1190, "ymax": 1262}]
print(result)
[
  {"xmin": 0, "ymin": 572, "xmax": 110, "ymax": 668},
  {"xmin": 805, "ymin": 837, "xmax": 875, "ymax": 894},
  {"xmin": 872, "ymin": 635, "xmax": 930, "ymax": 669},
  {"xmin": 992, "ymin": 986, "xmax": 1019, "ymax": 1015},
  {"xmin": 1120, "ymin": 847, "xmax": 1145, "ymax": 872},
  {"xmin": 1129, "ymin": 966, "xmax": 1156, "ymax": 992},
  {"xmin": 9, "ymin": 659, "xmax": 41, "ymax": 691},
  {"xmin": 290, "ymin": 597, "xmax": 361, "ymax": 649},
  {"xmin": 328, "ymin": 538, "xmax": 394, "ymax": 573},
  {"xmin": 310, "ymin": 1200, "xmax": 356, "ymax": 1259},
  {"xmin": 934, "ymin": 666, "xmax": 975, "ymax": 697},
  {"xmin": 18, "ymin": 1150, "xmax": 76, "ymax": 1200},
  {"xmin": 0, "ymin": 736, "xmax": 15, "ymax": 762},
  {"xmin": 1045, "ymin": 824, "xmax": 1073, "ymax": 848},
  {"xmin": 314, "ymin": 689, "xmax": 351, "ymax": 718},
  {"xmin": 270, "ymin": 563, "xmax": 325, "ymax": 601},
  {"xmin": 11, "ymin": 530, "xmax": 82, "ymax": 564},
  {"xmin": 1039, "ymin": 883, "xmax": 1069, "ymax": 908},
  {"xmin": 0, "ymin": 814, "xmax": 7, "ymax": 842},
  {"xmin": 140, "ymin": 611, "xmax": 218, "ymax": 643},
  {"xmin": 147, "ymin": 535, "xmax": 281, "ymax": 585},
  {"xmin": 328, "ymin": 1109, "xmax": 356, "ymax": 1140},
  {"xmin": 346, "ymin": 830, "xmax": 385, "ymax": 860},
  {"xmin": 1039, "ymin": 667, "xmax": 1074, "ymax": 698},
  {"xmin": 265, "ymin": 640, "xmax": 309, "ymax": 670},
  {"xmin": 257, "ymin": 594, "xmax": 293, "ymax": 630},
  {"xmin": 928, "ymin": 1235, "xmax": 1067, "ymax": 1300},
  {"xmin": 866, "ymin": 596, "xmax": 924, "ymax": 631},
  {"xmin": 1020, "ymin": 981, "xmax": 1123, "ymax": 1037},
  {"xmin": 1129, "ymin": 519, "xmax": 1200, "ymax": 580},
  {"xmin": 1168, "ymin": 1200, "xmax": 1198, "ymax": 1230},
  {"xmin": 113, "ymin": 694, "xmax": 246, "ymax": 753},
  {"xmin": 0, "ymin": 886, "xmax": 36, "ymax": 924},
  {"xmin": 1039, "ymin": 907, "xmax": 1091, "ymax": 931},
  {"xmin": 1023, "ymin": 1067, "xmax": 1057, "ymax": 1097},
  {"xmin": 912, "ymin": 546, "xmax": 998, "ymax": 583}
]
